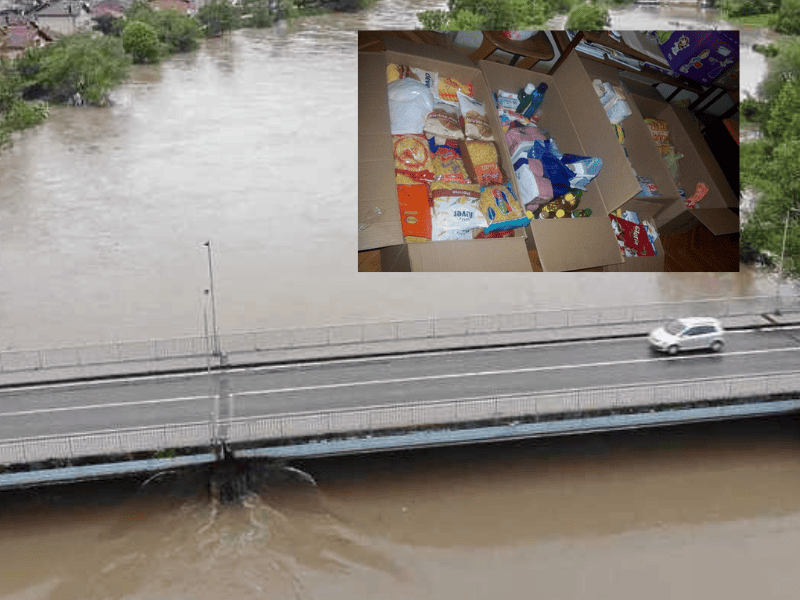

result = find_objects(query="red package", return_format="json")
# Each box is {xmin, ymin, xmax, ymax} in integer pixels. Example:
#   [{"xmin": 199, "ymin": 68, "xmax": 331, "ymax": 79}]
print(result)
[
  {"xmin": 397, "ymin": 184, "xmax": 431, "ymax": 239},
  {"xmin": 608, "ymin": 215, "xmax": 655, "ymax": 257}
]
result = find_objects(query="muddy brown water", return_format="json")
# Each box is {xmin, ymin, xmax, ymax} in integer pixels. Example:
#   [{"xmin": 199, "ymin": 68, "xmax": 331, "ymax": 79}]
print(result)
[{"xmin": 4, "ymin": 416, "xmax": 800, "ymax": 599}]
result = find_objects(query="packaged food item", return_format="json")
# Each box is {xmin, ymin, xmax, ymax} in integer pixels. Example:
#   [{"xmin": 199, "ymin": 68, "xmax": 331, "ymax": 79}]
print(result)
[
  {"xmin": 457, "ymin": 90, "xmax": 493, "ymax": 141},
  {"xmin": 496, "ymin": 90, "xmax": 521, "ymax": 111},
  {"xmin": 396, "ymin": 184, "xmax": 432, "ymax": 240},
  {"xmin": 478, "ymin": 185, "xmax": 529, "ymax": 233},
  {"xmin": 461, "ymin": 140, "xmax": 504, "ymax": 186},
  {"xmin": 430, "ymin": 182, "xmax": 488, "ymax": 239},
  {"xmin": 393, "ymin": 134, "xmax": 434, "ymax": 183},
  {"xmin": 387, "ymin": 63, "xmax": 412, "ymax": 83},
  {"xmin": 424, "ymin": 98, "xmax": 464, "ymax": 140},
  {"xmin": 410, "ymin": 67, "xmax": 439, "ymax": 96},
  {"xmin": 387, "ymin": 78, "xmax": 434, "ymax": 135},
  {"xmin": 474, "ymin": 229, "xmax": 515, "ymax": 239},
  {"xmin": 439, "ymin": 76, "xmax": 473, "ymax": 103},
  {"xmin": 431, "ymin": 145, "xmax": 471, "ymax": 184}
]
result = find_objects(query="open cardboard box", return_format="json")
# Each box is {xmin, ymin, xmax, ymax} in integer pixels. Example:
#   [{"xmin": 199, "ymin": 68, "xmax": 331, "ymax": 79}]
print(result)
[
  {"xmin": 619, "ymin": 75, "xmax": 740, "ymax": 237},
  {"xmin": 479, "ymin": 54, "xmax": 648, "ymax": 271},
  {"xmin": 358, "ymin": 37, "xmax": 532, "ymax": 272}
]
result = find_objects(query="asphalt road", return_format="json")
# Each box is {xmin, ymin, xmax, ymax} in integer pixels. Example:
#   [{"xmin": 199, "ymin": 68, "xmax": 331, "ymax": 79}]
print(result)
[{"xmin": 2, "ymin": 326, "xmax": 800, "ymax": 442}]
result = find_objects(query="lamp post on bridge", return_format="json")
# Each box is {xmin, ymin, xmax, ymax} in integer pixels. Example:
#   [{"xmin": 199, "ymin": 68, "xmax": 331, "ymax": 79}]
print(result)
[
  {"xmin": 203, "ymin": 241, "xmax": 221, "ymax": 357},
  {"xmin": 776, "ymin": 207, "xmax": 800, "ymax": 316}
]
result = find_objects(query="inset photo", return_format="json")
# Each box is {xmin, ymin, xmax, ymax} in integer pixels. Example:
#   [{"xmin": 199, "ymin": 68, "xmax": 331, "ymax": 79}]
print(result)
[{"xmin": 358, "ymin": 31, "xmax": 739, "ymax": 272}]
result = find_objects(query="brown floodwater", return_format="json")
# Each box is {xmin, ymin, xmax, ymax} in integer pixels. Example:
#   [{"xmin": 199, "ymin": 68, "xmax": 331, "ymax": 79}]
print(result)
[{"xmin": 3, "ymin": 416, "xmax": 800, "ymax": 599}]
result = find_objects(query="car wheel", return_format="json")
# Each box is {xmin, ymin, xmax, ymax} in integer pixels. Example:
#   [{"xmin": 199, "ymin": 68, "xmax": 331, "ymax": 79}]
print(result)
[
  {"xmin": 711, "ymin": 340, "xmax": 723, "ymax": 352},
  {"xmin": 668, "ymin": 345, "xmax": 679, "ymax": 356}
]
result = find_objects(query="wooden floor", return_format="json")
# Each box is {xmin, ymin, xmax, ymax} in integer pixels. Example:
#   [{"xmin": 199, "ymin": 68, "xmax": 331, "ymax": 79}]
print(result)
[{"xmin": 358, "ymin": 31, "xmax": 740, "ymax": 273}]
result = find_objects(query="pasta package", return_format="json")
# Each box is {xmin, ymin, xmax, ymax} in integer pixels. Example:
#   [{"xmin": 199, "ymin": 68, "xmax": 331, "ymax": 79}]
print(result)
[
  {"xmin": 457, "ymin": 90, "xmax": 493, "ymax": 141},
  {"xmin": 393, "ymin": 134, "xmax": 434, "ymax": 183},
  {"xmin": 429, "ymin": 182, "xmax": 488, "ymax": 238},
  {"xmin": 424, "ymin": 98, "xmax": 464, "ymax": 139},
  {"xmin": 644, "ymin": 118, "xmax": 670, "ymax": 143},
  {"xmin": 431, "ymin": 145, "xmax": 471, "ymax": 184},
  {"xmin": 460, "ymin": 140, "xmax": 504, "ymax": 186},
  {"xmin": 439, "ymin": 76, "xmax": 473, "ymax": 103},
  {"xmin": 479, "ymin": 185, "xmax": 529, "ymax": 233}
]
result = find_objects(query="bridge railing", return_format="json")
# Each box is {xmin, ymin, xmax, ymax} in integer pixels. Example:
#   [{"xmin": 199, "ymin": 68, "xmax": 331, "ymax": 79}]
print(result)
[
  {"xmin": 3, "ymin": 369, "xmax": 800, "ymax": 466},
  {"xmin": 0, "ymin": 295, "xmax": 793, "ymax": 374}
]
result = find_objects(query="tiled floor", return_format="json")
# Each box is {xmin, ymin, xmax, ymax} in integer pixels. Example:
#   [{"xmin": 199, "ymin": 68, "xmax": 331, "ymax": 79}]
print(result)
[{"xmin": 358, "ymin": 31, "xmax": 740, "ymax": 273}]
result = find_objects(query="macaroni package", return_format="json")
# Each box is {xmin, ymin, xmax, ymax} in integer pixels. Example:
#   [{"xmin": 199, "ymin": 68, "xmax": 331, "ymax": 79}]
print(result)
[
  {"xmin": 461, "ymin": 140, "xmax": 504, "ymax": 186},
  {"xmin": 431, "ymin": 144, "xmax": 471, "ymax": 184},
  {"xmin": 393, "ymin": 134, "xmax": 434, "ymax": 183},
  {"xmin": 478, "ymin": 185, "xmax": 529, "ymax": 233},
  {"xmin": 439, "ymin": 76, "xmax": 473, "ymax": 103}
]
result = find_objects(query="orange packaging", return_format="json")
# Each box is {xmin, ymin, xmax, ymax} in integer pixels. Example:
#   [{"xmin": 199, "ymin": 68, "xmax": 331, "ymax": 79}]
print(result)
[{"xmin": 397, "ymin": 184, "xmax": 432, "ymax": 239}]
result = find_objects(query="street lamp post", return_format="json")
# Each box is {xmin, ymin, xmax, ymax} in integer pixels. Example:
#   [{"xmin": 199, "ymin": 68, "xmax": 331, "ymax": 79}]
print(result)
[
  {"xmin": 776, "ymin": 207, "xmax": 800, "ymax": 315},
  {"xmin": 203, "ymin": 241, "xmax": 221, "ymax": 356}
]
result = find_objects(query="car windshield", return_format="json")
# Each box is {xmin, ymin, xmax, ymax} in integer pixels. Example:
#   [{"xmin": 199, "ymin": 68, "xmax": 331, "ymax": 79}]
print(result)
[{"xmin": 665, "ymin": 320, "xmax": 685, "ymax": 335}]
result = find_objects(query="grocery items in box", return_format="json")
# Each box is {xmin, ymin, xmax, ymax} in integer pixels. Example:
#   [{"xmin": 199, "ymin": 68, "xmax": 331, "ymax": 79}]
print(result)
[
  {"xmin": 387, "ymin": 78, "xmax": 434, "ymax": 135},
  {"xmin": 397, "ymin": 184, "xmax": 432, "ymax": 241},
  {"xmin": 592, "ymin": 79, "xmax": 631, "ymax": 125},
  {"xmin": 537, "ymin": 190, "xmax": 583, "ymax": 219},
  {"xmin": 609, "ymin": 214, "xmax": 656, "ymax": 257},
  {"xmin": 393, "ymin": 134, "xmax": 435, "ymax": 183},
  {"xmin": 516, "ymin": 82, "xmax": 548, "ymax": 119},
  {"xmin": 457, "ymin": 90, "xmax": 493, "ymax": 141},
  {"xmin": 461, "ymin": 140, "xmax": 504, "ymax": 186},
  {"xmin": 424, "ymin": 98, "xmax": 465, "ymax": 140},
  {"xmin": 430, "ymin": 182, "xmax": 488, "ymax": 240},
  {"xmin": 478, "ymin": 185, "xmax": 529, "ymax": 232}
]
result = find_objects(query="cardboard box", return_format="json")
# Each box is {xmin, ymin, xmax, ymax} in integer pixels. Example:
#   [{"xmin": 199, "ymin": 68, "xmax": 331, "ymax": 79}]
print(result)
[
  {"xmin": 358, "ymin": 37, "xmax": 532, "ymax": 271},
  {"xmin": 654, "ymin": 30, "xmax": 739, "ymax": 86},
  {"xmin": 572, "ymin": 56, "xmax": 682, "ymax": 212},
  {"xmin": 620, "ymin": 75, "xmax": 739, "ymax": 237},
  {"xmin": 479, "ymin": 53, "xmax": 649, "ymax": 271}
]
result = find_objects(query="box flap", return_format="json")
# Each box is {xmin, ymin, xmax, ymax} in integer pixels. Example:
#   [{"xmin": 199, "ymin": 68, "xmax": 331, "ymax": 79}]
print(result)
[
  {"xmin": 556, "ymin": 53, "xmax": 641, "ymax": 213},
  {"xmin": 358, "ymin": 51, "xmax": 404, "ymax": 251},
  {"xmin": 529, "ymin": 217, "xmax": 623, "ymax": 272},
  {"xmin": 408, "ymin": 238, "xmax": 533, "ymax": 272},
  {"xmin": 690, "ymin": 207, "xmax": 740, "ymax": 236}
]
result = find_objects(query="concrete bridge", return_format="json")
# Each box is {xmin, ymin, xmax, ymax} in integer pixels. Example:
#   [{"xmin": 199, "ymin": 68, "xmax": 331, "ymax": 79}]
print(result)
[{"xmin": 2, "ymin": 296, "xmax": 800, "ymax": 491}]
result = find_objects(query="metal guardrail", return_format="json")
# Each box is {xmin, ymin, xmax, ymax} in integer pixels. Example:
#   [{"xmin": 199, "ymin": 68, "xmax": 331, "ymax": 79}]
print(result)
[
  {"xmin": 0, "ymin": 296, "xmax": 794, "ymax": 374},
  {"xmin": 3, "ymin": 369, "xmax": 799, "ymax": 466}
]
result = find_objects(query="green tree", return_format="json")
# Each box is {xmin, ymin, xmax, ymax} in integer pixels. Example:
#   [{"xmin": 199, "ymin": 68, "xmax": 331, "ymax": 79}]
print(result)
[
  {"xmin": 123, "ymin": 20, "xmax": 162, "ymax": 63},
  {"xmin": 197, "ymin": 0, "xmax": 239, "ymax": 36},
  {"xmin": 761, "ymin": 38, "xmax": 800, "ymax": 101},
  {"xmin": 156, "ymin": 9, "xmax": 202, "ymax": 52},
  {"xmin": 418, "ymin": 0, "xmax": 547, "ymax": 29},
  {"xmin": 764, "ymin": 81, "xmax": 800, "ymax": 142},
  {"xmin": 23, "ymin": 33, "xmax": 131, "ymax": 105},
  {"xmin": 93, "ymin": 13, "xmax": 126, "ymax": 36},
  {"xmin": 565, "ymin": 1, "xmax": 609, "ymax": 28},
  {"xmin": 776, "ymin": 0, "xmax": 800, "ymax": 34}
]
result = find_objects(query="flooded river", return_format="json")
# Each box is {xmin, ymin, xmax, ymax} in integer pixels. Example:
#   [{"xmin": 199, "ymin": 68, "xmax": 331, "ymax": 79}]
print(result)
[{"xmin": 1, "ymin": 3, "xmax": 795, "ymax": 599}]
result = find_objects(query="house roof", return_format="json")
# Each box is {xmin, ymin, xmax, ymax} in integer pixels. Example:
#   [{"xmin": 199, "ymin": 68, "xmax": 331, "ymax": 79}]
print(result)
[
  {"xmin": 91, "ymin": 0, "xmax": 126, "ymax": 17},
  {"xmin": 35, "ymin": 1, "xmax": 81, "ymax": 17},
  {"xmin": 1, "ymin": 24, "xmax": 45, "ymax": 49},
  {"xmin": 149, "ymin": 0, "xmax": 191, "ymax": 12}
]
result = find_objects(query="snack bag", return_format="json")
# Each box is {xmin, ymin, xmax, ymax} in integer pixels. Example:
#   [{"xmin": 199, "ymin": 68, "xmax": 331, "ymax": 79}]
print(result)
[
  {"xmin": 393, "ymin": 134, "xmax": 434, "ymax": 183},
  {"xmin": 478, "ymin": 185, "xmax": 529, "ymax": 233},
  {"xmin": 461, "ymin": 140, "xmax": 504, "ymax": 186},
  {"xmin": 424, "ymin": 98, "xmax": 464, "ymax": 140},
  {"xmin": 457, "ymin": 90, "xmax": 493, "ymax": 141},
  {"xmin": 397, "ymin": 184, "xmax": 432, "ymax": 240}
]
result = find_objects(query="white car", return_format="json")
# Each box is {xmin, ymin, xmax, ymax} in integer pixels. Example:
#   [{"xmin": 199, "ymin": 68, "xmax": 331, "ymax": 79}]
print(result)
[{"xmin": 648, "ymin": 317, "xmax": 725, "ymax": 355}]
